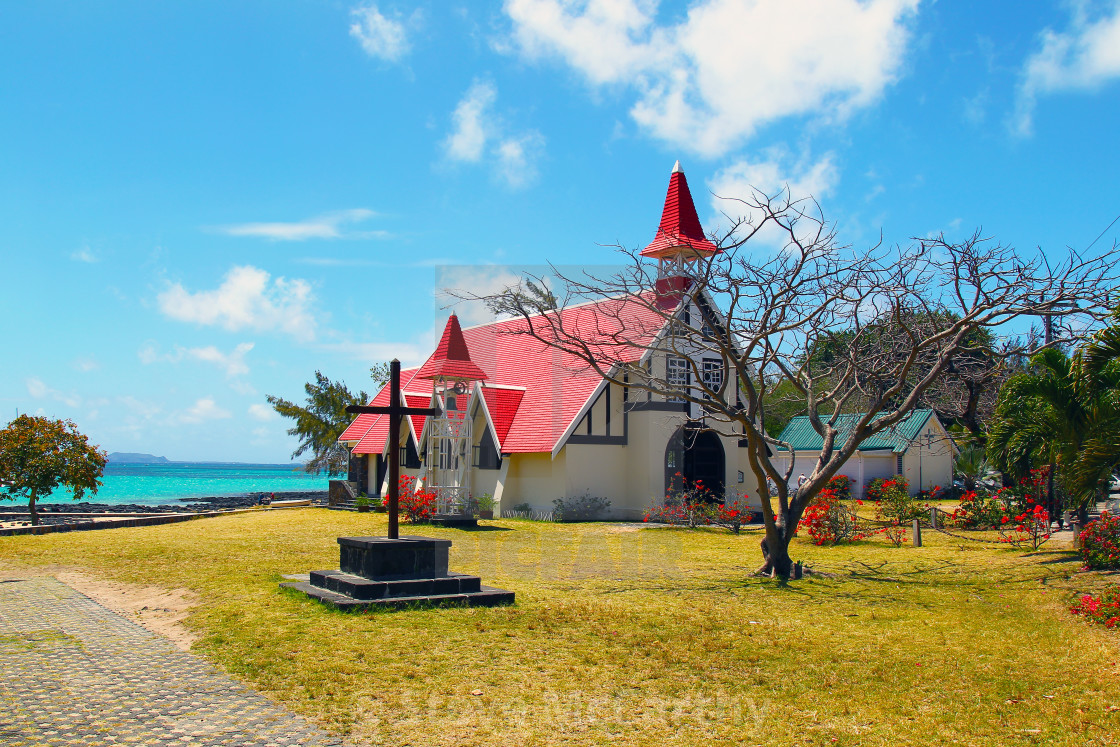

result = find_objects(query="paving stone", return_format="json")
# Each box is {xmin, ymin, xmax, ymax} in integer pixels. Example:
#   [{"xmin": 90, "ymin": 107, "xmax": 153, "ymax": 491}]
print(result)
[{"xmin": 0, "ymin": 577, "xmax": 344, "ymax": 746}]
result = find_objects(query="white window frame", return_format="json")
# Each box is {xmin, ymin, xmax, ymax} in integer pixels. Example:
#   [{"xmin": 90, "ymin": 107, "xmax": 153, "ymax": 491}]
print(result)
[
  {"xmin": 701, "ymin": 357, "xmax": 723, "ymax": 400},
  {"xmin": 667, "ymin": 356, "xmax": 689, "ymax": 403}
]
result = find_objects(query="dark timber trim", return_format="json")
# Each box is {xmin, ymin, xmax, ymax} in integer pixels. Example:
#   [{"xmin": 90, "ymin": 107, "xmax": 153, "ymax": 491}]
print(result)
[{"xmin": 627, "ymin": 401, "xmax": 689, "ymax": 413}]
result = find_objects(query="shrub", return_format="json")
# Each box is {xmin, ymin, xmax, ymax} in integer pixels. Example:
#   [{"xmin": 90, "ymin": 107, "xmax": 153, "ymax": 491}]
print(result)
[
  {"xmin": 949, "ymin": 489, "xmax": 1007, "ymax": 529},
  {"xmin": 644, "ymin": 475, "xmax": 747, "ymax": 531},
  {"xmin": 1070, "ymin": 588, "xmax": 1120, "ymax": 629},
  {"xmin": 511, "ymin": 502, "xmax": 532, "ymax": 513},
  {"xmin": 800, "ymin": 487, "xmax": 866, "ymax": 545},
  {"xmin": 872, "ymin": 478, "xmax": 920, "ymax": 547},
  {"xmin": 998, "ymin": 502, "xmax": 1051, "ymax": 550},
  {"xmin": 385, "ymin": 476, "xmax": 437, "ymax": 523},
  {"xmin": 710, "ymin": 500, "xmax": 751, "ymax": 534},
  {"xmin": 827, "ymin": 474, "xmax": 851, "ymax": 501},
  {"xmin": 1080, "ymin": 512, "xmax": 1120, "ymax": 570},
  {"xmin": 866, "ymin": 475, "xmax": 909, "ymax": 503},
  {"xmin": 552, "ymin": 494, "xmax": 612, "ymax": 521}
]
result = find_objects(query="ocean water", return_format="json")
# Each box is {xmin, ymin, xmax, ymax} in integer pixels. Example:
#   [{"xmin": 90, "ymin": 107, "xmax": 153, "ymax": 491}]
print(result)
[{"xmin": 34, "ymin": 462, "xmax": 330, "ymax": 506}]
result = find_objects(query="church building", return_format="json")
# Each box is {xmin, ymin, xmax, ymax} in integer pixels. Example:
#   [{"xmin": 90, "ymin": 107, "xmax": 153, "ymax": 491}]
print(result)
[{"xmin": 338, "ymin": 163, "xmax": 760, "ymax": 520}]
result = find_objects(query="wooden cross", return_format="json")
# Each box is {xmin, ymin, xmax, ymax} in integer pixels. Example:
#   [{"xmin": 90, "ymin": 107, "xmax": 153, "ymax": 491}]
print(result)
[{"xmin": 346, "ymin": 359, "xmax": 438, "ymax": 539}]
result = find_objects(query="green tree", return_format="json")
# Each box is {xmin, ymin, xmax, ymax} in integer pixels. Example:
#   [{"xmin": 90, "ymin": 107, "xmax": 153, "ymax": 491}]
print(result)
[
  {"xmin": 266, "ymin": 371, "xmax": 369, "ymax": 476},
  {"xmin": 987, "ymin": 345, "xmax": 1120, "ymax": 520},
  {"xmin": 0, "ymin": 415, "xmax": 107, "ymax": 526}
]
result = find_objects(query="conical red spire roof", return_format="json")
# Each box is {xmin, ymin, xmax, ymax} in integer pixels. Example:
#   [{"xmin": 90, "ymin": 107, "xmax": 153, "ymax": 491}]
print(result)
[
  {"xmin": 641, "ymin": 161, "xmax": 719, "ymax": 258},
  {"xmin": 416, "ymin": 314, "xmax": 489, "ymax": 381}
]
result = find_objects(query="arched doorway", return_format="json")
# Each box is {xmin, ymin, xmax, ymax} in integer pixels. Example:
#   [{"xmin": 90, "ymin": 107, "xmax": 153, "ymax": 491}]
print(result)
[{"xmin": 665, "ymin": 426, "xmax": 725, "ymax": 500}]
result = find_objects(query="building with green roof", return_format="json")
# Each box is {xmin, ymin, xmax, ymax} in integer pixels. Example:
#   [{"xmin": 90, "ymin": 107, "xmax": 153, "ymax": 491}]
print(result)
[{"xmin": 773, "ymin": 409, "xmax": 955, "ymax": 497}]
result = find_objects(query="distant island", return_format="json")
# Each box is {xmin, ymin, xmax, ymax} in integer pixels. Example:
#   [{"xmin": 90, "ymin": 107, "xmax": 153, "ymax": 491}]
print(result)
[{"xmin": 107, "ymin": 452, "xmax": 170, "ymax": 464}]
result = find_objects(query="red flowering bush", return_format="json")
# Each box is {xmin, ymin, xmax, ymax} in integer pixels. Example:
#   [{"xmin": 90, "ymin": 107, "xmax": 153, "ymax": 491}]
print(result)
[
  {"xmin": 827, "ymin": 474, "xmax": 852, "ymax": 501},
  {"xmin": 1070, "ymin": 588, "xmax": 1120, "ymax": 629},
  {"xmin": 1080, "ymin": 512, "xmax": 1120, "ymax": 570},
  {"xmin": 872, "ymin": 478, "xmax": 919, "ymax": 547},
  {"xmin": 384, "ymin": 476, "xmax": 437, "ymax": 523},
  {"xmin": 801, "ymin": 488, "xmax": 867, "ymax": 545},
  {"xmin": 949, "ymin": 488, "xmax": 1006, "ymax": 529},
  {"xmin": 710, "ymin": 501, "xmax": 750, "ymax": 534},
  {"xmin": 866, "ymin": 475, "xmax": 910, "ymax": 502},
  {"xmin": 998, "ymin": 502, "xmax": 1051, "ymax": 550},
  {"xmin": 644, "ymin": 475, "xmax": 752, "ymax": 533}
]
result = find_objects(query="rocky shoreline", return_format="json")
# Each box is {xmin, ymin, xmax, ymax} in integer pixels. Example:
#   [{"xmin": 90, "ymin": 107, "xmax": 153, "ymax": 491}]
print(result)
[{"xmin": 1, "ymin": 491, "xmax": 328, "ymax": 516}]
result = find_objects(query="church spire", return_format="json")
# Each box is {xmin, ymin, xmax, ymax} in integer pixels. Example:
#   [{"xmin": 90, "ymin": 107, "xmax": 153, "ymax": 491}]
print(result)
[
  {"xmin": 640, "ymin": 160, "xmax": 718, "ymax": 259},
  {"xmin": 641, "ymin": 161, "xmax": 720, "ymax": 309},
  {"xmin": 416, "ymin": 314, "xmax": 488, "ymax": 382}
]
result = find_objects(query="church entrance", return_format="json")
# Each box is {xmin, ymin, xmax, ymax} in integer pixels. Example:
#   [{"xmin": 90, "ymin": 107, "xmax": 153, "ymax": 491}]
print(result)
[{"xmin": 665, "ymin": 426, "xmax": 725, "ymax": 499}]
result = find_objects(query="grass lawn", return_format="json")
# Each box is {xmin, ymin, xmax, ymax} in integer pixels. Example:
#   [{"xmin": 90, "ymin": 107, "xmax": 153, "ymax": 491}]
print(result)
[{"xmin": 2, "ymin": 508, "xmax": 1119, "ymax": 746}]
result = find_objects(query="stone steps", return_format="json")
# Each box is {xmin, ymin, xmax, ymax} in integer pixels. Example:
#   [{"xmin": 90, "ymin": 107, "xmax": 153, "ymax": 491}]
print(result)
[
  {"xmin": 281, "ymin": 579, "xmax": 513, "ymax": 610},
  {"xmin": 282, "ymin": 535, "xmax": 514, "ymax": 611},
  {"xmin": 308, "ymin": 569, "xmax": 482, "ymax": 599}
]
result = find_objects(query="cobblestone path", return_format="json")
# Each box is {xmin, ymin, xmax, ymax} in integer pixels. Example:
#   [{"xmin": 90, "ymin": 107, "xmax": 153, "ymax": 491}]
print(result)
[{"xmin": 0, "ymin": 576, "xmax": 343, "ymax": 746}]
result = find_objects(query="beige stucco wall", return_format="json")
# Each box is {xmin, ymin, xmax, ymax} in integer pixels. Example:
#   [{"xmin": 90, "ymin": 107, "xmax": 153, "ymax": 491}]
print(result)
[
  {"xmin": 900, "ymin": 418, "xmax": 954, "ymax": 493},
  {"xmin": 490, "ymin": 407, "xmax": 759, "ymax": 521}
]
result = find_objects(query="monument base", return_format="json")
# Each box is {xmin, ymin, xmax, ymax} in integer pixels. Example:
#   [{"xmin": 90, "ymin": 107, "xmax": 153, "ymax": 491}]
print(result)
[{"xmin": 281, "ymin": 535, "xmax": 513, "ymax": 610}]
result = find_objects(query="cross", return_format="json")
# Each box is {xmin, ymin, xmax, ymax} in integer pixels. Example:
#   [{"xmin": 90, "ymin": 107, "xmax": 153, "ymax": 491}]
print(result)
[{"xmin": 346, "ymin": 359, "xmax": 438, "ymax": 539}]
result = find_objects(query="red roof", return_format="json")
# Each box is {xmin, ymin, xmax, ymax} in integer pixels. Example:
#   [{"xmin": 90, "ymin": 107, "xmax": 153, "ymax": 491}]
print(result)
[
  {"xmin": 340, "ymin": 366, "xmax": 433, "ymax": 455},
  {"xmin": 479, "ymin": 385, "xmax": 526, "ymax": 450},
  {"xmin": 641, "ymin": 163, "xmax": 719, "ymax": 258},
  {"xmin": 458, "ymin": 293, "xmax": 664, "ymax": 453},
  {"xmin": 342, "ymin": 293, "xmax": 667, "ymax": 456},
  {"xmin": 416, "ymin": 314, "xmax": 489, "ymax": 381}
]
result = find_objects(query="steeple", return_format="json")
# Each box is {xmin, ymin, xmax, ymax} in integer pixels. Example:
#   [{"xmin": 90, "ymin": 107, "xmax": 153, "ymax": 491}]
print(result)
[
  {"xmin": 416, "ymin": 314, "xmax": 488, "ymax": 382},
  {"xmin": 641, "ymin": 161, "xmax": 719, "ymax": 259},
  {"xmin": 641, "ymin": 161, "xmax": 720, "ymax": 309}
]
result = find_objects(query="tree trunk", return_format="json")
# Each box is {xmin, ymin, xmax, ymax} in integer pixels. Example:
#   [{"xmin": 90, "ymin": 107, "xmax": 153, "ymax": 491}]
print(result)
[
  {"xmin": 28, "ymin": 492, "xmax": 39, "ymax": 526},
  {"xmin": 758, "ymin": 524, "xmax": 794, "ymax": 579}
]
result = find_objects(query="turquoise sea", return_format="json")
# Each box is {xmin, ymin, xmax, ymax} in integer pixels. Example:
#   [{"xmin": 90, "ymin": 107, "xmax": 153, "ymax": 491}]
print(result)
[{"xmin": 38, "ymin": 462, "xmax": 329, "ymax": 506}]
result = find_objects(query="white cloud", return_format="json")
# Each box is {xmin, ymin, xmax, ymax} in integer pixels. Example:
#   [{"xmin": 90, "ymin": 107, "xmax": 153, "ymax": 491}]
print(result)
[
  {"xmin": 215, "ymin": 209, "xmax": 386, "ymax": 241},
  {"xmin": 708, "ymin": 149, "xmax": 839, "ymax": 247},
  {"xmin": 71, "ymin": 246, "xmax": 99, "ymax": 263},
  {"xmin": 248, "ymin": 403, "xmax": 277, "ymax": 421},
  {"xmin": 436, "ymin": 264, "xmax": 547, "ymax": 326},
  {"xmin": 445, "ymin": 81, "xmax": 498, "ymax": 162},
  {"xmin": 72, "ymin": 356, "xmax": 100, "ymax": 372},
  {"xmin": 1013, "ymin": 1, "xmax": 1120, "ymax": 136},
  {"xmin": 710, "ymin": 149, "xmax": 839, "ymax": 206},
  {"xmin": 25, "ymin": 377, "xmax": 82, "ymax": 408},
  {"xmin": 350, "ymin": 3, "xmax": 411, "ymax": 62},
  {"xmin": 186, "ymin": 343, "xmax": 254, "ymax": 377},
  {"xmin": 496, "ymin": 132, "xmax": 546, "ymax": 188},
  {"xmin": 157, "ymin": 266, "xmax": 317, "ymax": 342},
  {"xmin": 175, "ymin": 397, "xmax": 232, "ymax": 425},
  {"xmin": 502, "ymin": 0, "xmax": 919, "ymax": 156},
  {"xmin": 443, "ymin": 81, "xmax": 546, "ymax": 188}
]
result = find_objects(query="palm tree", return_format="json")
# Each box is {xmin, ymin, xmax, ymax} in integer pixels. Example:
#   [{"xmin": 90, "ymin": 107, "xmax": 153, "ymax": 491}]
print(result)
[
  {"xmin": 953, "ymin": 444, "xmax": 999, "ymax": 492},
  {"xmin": 987, "ymin": 344, "xmax": 1120, "ymax": 521}
]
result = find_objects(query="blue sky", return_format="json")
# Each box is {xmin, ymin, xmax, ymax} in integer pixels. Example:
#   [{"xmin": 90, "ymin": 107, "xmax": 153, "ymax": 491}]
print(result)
[{"xmin": 2, "ymin": 0, "xmax": 1119, "ymax": 462}]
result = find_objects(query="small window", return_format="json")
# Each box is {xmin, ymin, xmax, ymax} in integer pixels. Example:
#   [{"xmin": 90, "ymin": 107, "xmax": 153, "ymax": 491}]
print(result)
[
  {"xmin": 667, "ymin": 356, "xmax": 689, "ymax": 402},
  {"xmin": 896, "ymin": 453, "xmax": 903, "ymax": 475},
  {"xmin": 702, "ymin": 358, "xmax": 723, "ymax": 399}
]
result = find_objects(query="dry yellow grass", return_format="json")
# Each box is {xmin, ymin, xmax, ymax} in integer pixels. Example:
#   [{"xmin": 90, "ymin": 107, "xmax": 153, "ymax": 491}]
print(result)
[{"xmin": 2, "ymin": 508, "xmax": 1119, "ymax": 746}]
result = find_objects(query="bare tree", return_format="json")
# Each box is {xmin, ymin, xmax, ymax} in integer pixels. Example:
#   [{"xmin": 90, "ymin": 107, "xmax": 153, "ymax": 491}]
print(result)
[{"xmin": 456, "ymin": 190, "xmax": 1116, "ymax": 579}]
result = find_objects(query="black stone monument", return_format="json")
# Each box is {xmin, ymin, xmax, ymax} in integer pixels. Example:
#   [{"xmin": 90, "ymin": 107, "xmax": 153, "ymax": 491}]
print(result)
[{"xmin": 281, "ymin": 360, "xmax": 514, "ymax": 610}]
